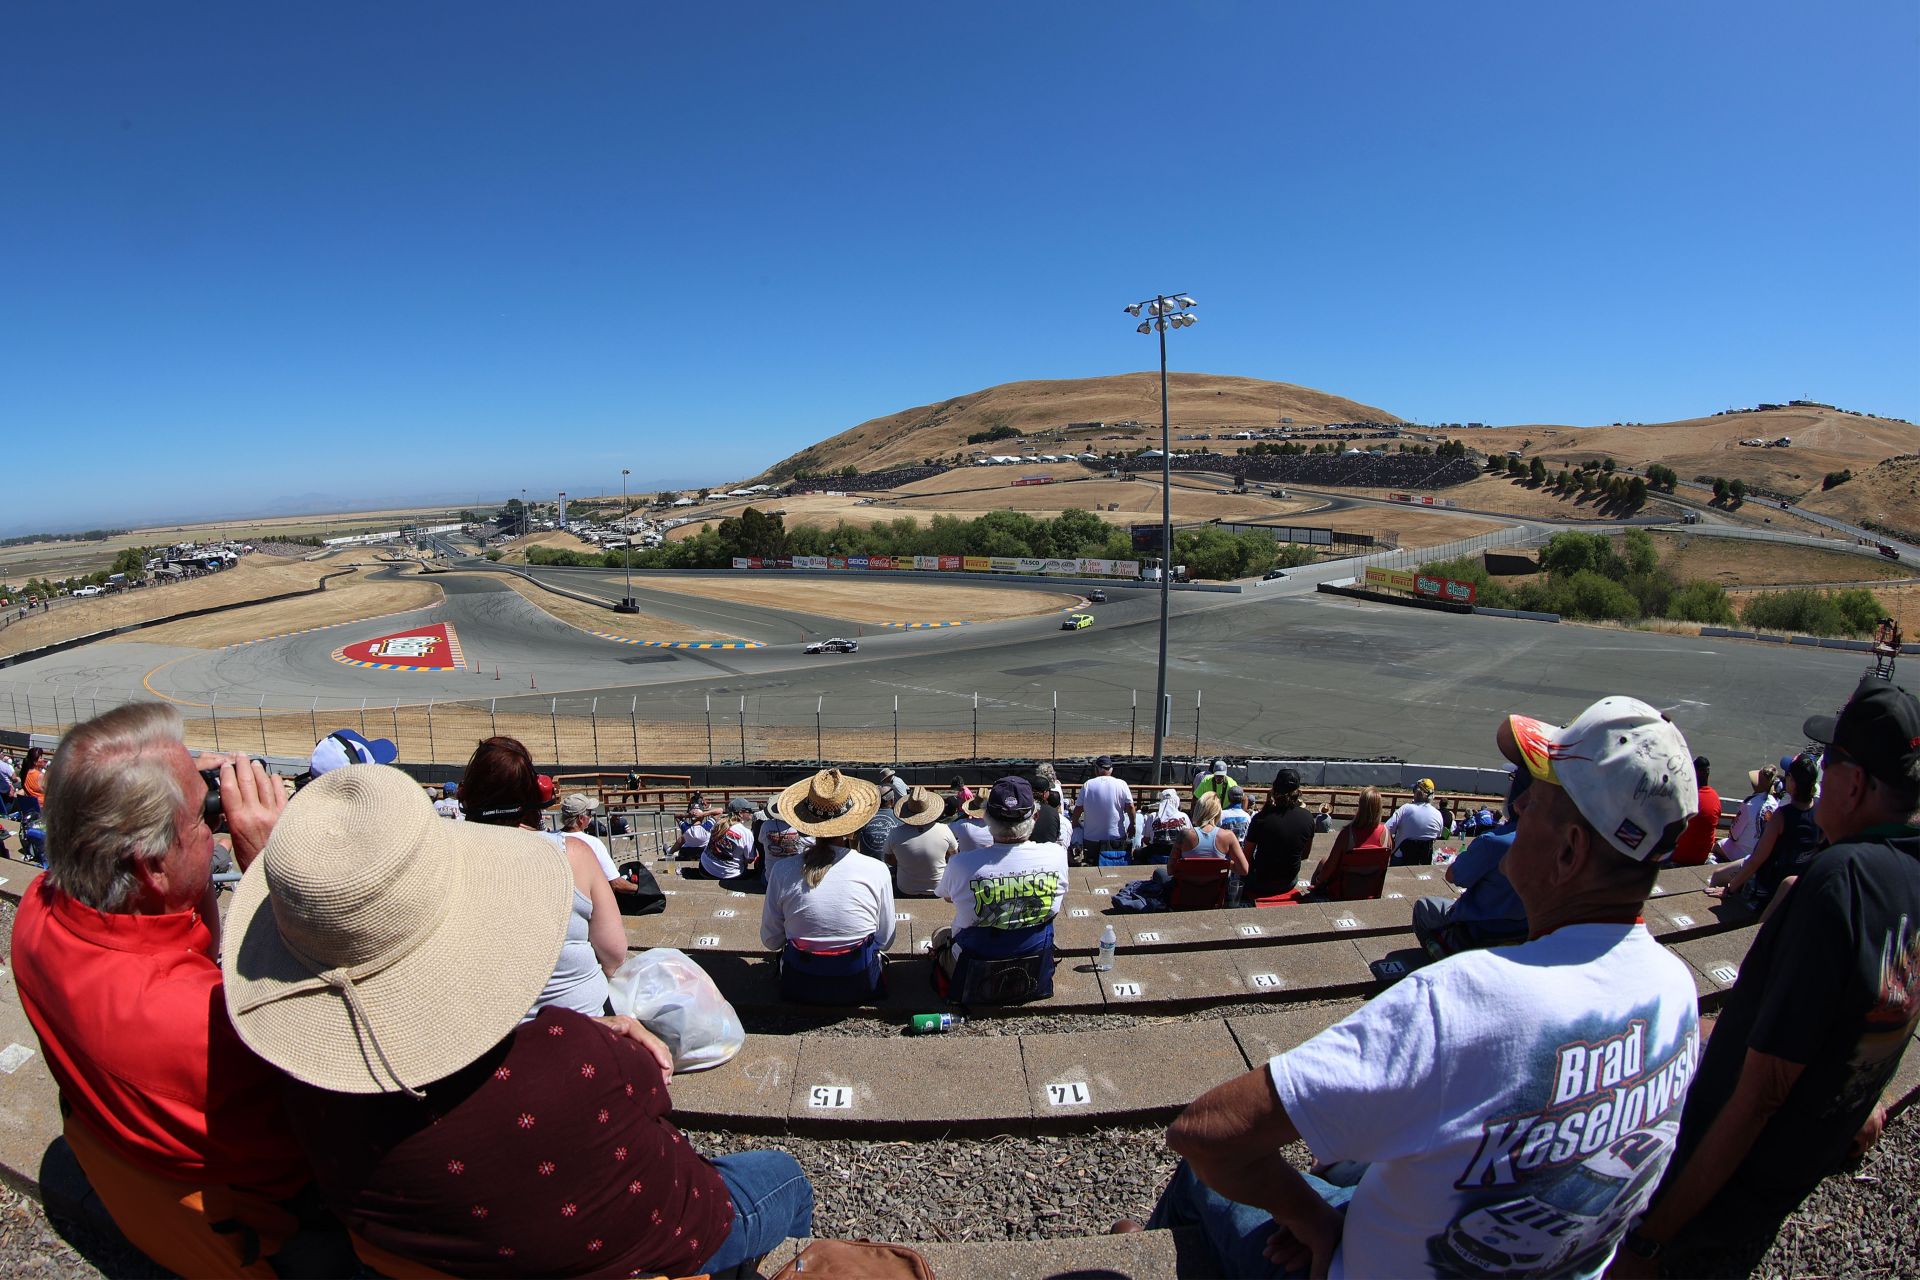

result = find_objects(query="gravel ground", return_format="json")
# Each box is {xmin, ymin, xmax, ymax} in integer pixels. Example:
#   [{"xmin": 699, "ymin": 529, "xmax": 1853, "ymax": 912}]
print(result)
[{"xmin": 7, "ymin": 1115, "xmax": 1916, "ymax": 1276}]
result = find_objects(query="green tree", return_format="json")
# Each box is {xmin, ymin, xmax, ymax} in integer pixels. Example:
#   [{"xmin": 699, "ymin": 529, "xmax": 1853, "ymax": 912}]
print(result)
[
  {"xmin": 1626, "ymin": 476, "xmax": 1649, "ymax": 509},
  {"xmin": 1505, "ymin": 455, "xmax": 1525, "ymax": 478},
  {"xmin": 1622, "ymin": 528, "xmax": 1658, "ymax": 575},
  {"xmin": 1712, "ymin": 477, "xmax": 1729, "ymax": 503},
  {"xmin": 1528, "ymin": 457, "xmax": 1548, "ymax": 486},
  {"xmin": 716, "ymin": 507, "xmax": 788, "ymax": 561},
  {"xmin": 1728, "ymin": 478, "xmax": 1747, "ymax": 506},
  {"xmin": 1667, "ymin": 581, "xmax": 1736, "ymax": 624},
  {"xmin": 1602, "ymin": 457, "xmax": 1616, "ymax": 473}
]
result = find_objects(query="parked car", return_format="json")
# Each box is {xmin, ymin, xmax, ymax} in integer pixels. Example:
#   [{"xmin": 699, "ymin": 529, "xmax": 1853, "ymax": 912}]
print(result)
[
  {"xmin": 72, "ymin": 585, "xmax": 105, "ymax": 597},
  {"xmin": 804, "ymin": 637, "xmax": 860, "ymax": 654}
]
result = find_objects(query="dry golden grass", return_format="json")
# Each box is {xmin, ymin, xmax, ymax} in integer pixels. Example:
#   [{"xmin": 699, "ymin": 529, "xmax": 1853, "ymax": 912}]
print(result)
[
  {"xmin": 881, "ymin": 479, "xmax": 1315, "ymax": 524},
  {"xmin": 757, "ymin": 372, "xmax": 1403, "ymax": 478},
  {"xmin": 1651, "ymin": 532, "xmax": 1908, "ymax": 588},
  {"xmin": 626, "ymin": 575, "xmax": 1080, "ymax": 624},
  {"xmin": 892, "ymin": 463, "xmax": 1103, "ymax": 494},
  {"xmin": 112, "ymin": 570, "xmax": 445, "ymax": 648},
  {"xmin": 0, "ymin": 556, "xmax": 344, "ymax": 657},
  {"xmin": 498, "ymin": 531, "xmax": 601, "ymax": 564},
  {"xmin": 1441, "ymin": 408, "xmax": 1920, "ymax": 500},
  {"xmin": 1797, "ymin": 455, "xmax": 1920, "ymax": 541},
  {"xmin": 494, "ymin": 576, "xmax": 738, "ymax": 642}
]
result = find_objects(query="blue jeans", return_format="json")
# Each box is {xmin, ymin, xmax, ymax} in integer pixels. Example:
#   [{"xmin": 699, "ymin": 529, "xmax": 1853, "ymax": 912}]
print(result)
[
  {"xmin": 1147, "ymin": 1158, "xmax": 1360, "ymax": 1279},
  {"xmin": 696, "ymin": 1150, "xmax": 814, "ymax": 1276}
]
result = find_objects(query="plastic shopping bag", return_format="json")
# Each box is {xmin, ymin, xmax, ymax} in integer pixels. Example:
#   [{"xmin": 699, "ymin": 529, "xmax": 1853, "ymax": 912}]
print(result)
[{"xmin": 608, "ymin": 948, "xmax": 745, "ymax": 1073}]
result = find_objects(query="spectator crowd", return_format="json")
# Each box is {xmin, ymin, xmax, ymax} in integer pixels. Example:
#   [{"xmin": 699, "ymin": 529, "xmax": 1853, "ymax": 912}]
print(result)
[{"xmin": 3, "ymin": 669, "xmax": 1916, "ymax": 1277}]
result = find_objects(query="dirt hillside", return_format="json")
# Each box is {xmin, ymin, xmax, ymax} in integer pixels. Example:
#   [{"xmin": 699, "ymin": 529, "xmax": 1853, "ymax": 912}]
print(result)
[
  {"xmin": 757, "ymin": 372, "xmax": 1403, "ymax": 480},
  {"xmin": 1797, "ymin": 455, "xmax": 1920, "ymax": 543},
  {"xmin": 1440, "ymin": 407, "xmax": 1920, "ymax": 499}
]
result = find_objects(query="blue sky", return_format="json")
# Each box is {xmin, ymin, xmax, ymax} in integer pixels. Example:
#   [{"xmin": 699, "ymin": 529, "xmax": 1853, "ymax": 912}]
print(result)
[{"xmin": 4, "ymin": 2, "xmax": 1915, "ymax": 534}]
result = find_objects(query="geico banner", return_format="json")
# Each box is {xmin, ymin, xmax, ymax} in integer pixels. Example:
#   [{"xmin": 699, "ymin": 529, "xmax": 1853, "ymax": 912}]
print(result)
[
  {"xmin": 848, "ymin": 556, "xmax": 870, "ymax": 569},
  {"xmin": 1116, "ymin": 560, "xmax": 1141, "ymax": 578},
  {"xmin": 1043, "ymin": 558, "xmax": 1078, "ymax": 575},
  {"xmin": 963, "ymin": 556, "xmax": 990, "ymax": 572},
  {"xmin": 1082, "ymin": 558, "xmax": 1112, "ymax": 576},
  {"xmin": 941, "ymin": 555, "xmax": 964, "ymax": 571}
]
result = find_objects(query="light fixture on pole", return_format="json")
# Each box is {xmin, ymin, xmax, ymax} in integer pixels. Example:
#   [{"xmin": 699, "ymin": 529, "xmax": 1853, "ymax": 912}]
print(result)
[
  {"xmin": 614, "ymin": 468, "xmax": 640, "ymax": 613},
  {"xmin": 1121, "ymin": 292, "xmax": 1198, "ymax": 787}
]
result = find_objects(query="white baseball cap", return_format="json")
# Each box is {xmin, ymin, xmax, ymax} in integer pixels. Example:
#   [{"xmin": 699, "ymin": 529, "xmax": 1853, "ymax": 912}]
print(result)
[{"xmin": 1505, "ymin": 696, "xmax": 1697, "ymax": 861}]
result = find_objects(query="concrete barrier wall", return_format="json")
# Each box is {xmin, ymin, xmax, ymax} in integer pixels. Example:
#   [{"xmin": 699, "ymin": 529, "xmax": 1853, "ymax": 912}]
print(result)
[
  {"xmin": 1700, "ymin": 626, "xmax": 1918, "ymax": 654},
  {"xmin": 1473, "ymin": 606, "xmax": 1560, "ymax": 623},
  {"xmin": 1314, "ymin": 582, "xmax": 1474, "ymax": 614}
]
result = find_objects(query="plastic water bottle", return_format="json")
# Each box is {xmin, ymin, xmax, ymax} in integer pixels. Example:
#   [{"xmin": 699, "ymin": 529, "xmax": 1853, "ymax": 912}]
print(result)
[
  {"xmin": 910, "ymin": 1013, "xmax": 962, "ymax": 1035},
  {"xmin": 1096, "ymin": 924, "xmax": 1117, "ymax": 971}
]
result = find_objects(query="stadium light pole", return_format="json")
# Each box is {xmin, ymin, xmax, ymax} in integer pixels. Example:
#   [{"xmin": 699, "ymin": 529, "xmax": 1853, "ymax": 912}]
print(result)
[
  {"xmin": 1122, "ymin": 293, "xmax": 1197, "ymax": 787},
  {"xmin": 615, "ymin": 468, "xmax": 640, "ymax": 613}
]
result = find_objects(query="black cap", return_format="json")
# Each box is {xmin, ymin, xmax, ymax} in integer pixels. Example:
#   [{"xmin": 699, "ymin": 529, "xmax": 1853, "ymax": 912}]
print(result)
[
  {"xmin": 985, "ymin": 775, "xmax": 1035, "ymax": 821},
  {"xmin": 1804, "ymin": 680, "xmax": 1920, "ymax": 788},
  {"xmin": 1093, "ymin": 755, "xmax": 1113, "ymax": 769},
  {"xmin": 1273, "ymin": 768, "xmax": 1301, "ymax": 792}
]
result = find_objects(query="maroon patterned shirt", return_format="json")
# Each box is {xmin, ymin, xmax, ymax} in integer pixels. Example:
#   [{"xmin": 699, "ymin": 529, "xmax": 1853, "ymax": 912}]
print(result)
[{"xmin": 284, "ymin": 1007, "xmax": 732, "ymax": 1277}]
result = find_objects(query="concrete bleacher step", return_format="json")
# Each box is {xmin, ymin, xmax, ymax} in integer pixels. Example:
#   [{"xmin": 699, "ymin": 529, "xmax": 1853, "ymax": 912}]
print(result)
[
  {"xmin": 758, "ymin": 1227, "xmax": 1212, "ymax": 1280},
  {"xmin": 668, "ymin": 999, "xmax": 1353, "ymax": 1138}
]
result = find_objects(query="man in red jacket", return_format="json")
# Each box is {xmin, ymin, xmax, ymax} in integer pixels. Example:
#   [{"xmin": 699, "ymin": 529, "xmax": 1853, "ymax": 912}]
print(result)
[{"xmin": 12, "ymin": 703, "xmax": 339, "ymax": 1277}]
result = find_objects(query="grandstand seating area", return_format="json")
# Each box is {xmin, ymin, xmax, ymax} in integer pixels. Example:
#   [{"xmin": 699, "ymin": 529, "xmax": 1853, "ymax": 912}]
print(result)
[{"xmin": 4, "ymin": 763, "xmax": 1917, "ymax": 1277}]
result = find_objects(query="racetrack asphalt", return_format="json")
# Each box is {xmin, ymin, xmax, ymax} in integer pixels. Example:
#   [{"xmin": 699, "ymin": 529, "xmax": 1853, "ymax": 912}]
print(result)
[{"xmin": 0, "ymin": 552, "xmax": 1880, "ymax": 773}]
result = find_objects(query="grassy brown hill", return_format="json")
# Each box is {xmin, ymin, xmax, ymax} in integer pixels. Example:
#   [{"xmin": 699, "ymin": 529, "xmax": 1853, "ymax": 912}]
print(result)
[
  {"xmin": 758, "ymin": 373, "xmax": 1403, "ymax": 480},
  {"xmin": 1799, "ymin": 454, "xmax": 1920, "ymax": 542},
  {"xmin": 1440, "ymin": 407, "xmax": 1920, "ymax": 499}
]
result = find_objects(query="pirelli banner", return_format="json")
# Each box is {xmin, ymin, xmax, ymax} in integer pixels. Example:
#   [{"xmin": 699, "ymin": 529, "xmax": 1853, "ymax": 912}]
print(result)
[
  {"xmin": 1364, "ymin": 566, "xmax": 1417, "ymax": 593},
  {"xmin": 732, "ymin": 554, "xmax": 1142, "ymax": 578}
]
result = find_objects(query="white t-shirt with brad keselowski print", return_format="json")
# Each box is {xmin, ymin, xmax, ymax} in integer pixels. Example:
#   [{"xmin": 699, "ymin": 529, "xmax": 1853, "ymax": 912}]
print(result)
[{"xmin": 1269, "ymin": 923, "xmax": 1700, "ymax": 1279}]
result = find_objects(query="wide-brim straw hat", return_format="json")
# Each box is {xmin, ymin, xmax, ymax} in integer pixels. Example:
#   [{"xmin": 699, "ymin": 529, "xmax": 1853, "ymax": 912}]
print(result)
[
  {"xmin": 223, "ymin": 764, "xmax": 572, "ymax": 1096},
  {"xmin": 776, "ymin": 768, "xmax": 882, "ymax": 838},
  {"xmin": 894, "ymin": 785, "xmax": 944, "ymax": 827}
]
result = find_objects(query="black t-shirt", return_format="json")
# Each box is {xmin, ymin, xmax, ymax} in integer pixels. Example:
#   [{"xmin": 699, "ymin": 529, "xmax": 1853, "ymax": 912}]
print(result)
[
  {"xmin": 1673, "ymin": 825, "xmax": 1920, "ymax": 1220},
  {"xmin": 1031, "ymin": 804, "xmax": 1062, "ymax": 847},
  {"xmin": 1747, "ymin": 801, "xmax": 1822, "ymax": 905},
  {"xmin": 858, "ymin": 809, "xmax": 902, "ymax": 861},
  {"xmin": 1245, "ymin": 805, "xmax": 1316, "ymax": 897}
]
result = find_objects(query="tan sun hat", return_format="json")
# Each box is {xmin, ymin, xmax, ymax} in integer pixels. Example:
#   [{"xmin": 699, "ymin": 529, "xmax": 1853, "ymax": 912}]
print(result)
[
  {"xmin": 894, "ymin": 785, "xmax": 944, "ymax": 827},
  {"xmin": 222, "ymin": 764, "xmax": 573, "ymax": 1097},
  {"xmin": 776, "ymin": 768, "xmax": 881, "ymax": 838}
]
